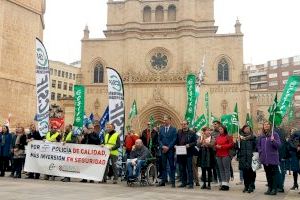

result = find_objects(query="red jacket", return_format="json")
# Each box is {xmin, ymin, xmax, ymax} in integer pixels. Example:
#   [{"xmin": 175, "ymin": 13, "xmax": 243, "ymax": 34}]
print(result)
[
  {"xmin": 124, "ymin": 134, "xmax": 139, "ymax": 152},
  {"xmin": 215, "ymin": 133, "xmax": 234, "ymax": 157}
]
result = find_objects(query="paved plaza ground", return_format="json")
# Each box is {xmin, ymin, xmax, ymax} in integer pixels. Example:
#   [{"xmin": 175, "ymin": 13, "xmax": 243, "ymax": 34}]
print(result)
[{"xmin": 0, "ymin": 170, "xmax": 299, "ymax": 200}]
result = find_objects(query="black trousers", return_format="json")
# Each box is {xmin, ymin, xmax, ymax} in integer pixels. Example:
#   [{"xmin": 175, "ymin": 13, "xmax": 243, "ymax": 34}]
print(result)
[
  {"xmin": 242, "ymin": 168, "xmax": 256, "ymax": 189},
  {"xmin": 178, "ymin": 156, "xmax": 193, "ymax": 186},
  {"xmin": 0, "ymin": 156, "xmax": 10, "ymax": 175},
  {"xmin": 264, "ymin": 165, "xmax": 278, "ymax": 191},
  {"xmin": 201, "ymin": 167, "xmax": 212, "ymax": 183},
  {"xmin": 13, "ymin": 158, "xmax": 25, "ymax": 177}
]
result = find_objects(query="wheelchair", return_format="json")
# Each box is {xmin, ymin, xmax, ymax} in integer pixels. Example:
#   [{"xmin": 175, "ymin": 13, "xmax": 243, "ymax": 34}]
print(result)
[{"xmin": 126, "ymin": 157, "xmax": 157, "ymax": 187}]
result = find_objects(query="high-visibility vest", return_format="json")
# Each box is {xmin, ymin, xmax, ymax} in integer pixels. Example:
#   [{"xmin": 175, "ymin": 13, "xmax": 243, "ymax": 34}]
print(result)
[
  {"xmin": 46, "ymin": 132, "xmax": 60, "ymax": 142},
  {"xmin": 63, "ymin": 131, "xmax": 73, "ymax": 143},
  {"xmin": 104, "ymin": 132, "xmax": 119, "ymax": 156}
]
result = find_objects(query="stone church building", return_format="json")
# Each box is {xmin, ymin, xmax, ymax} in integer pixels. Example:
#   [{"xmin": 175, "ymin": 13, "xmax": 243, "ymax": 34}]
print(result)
[
  {"xmin": 79, "ymin": 0, "xmax": 250, "ymax": 131},
  {"xmin": 0, "ymin": 0, "xmax": 45, "ymax": 127}
]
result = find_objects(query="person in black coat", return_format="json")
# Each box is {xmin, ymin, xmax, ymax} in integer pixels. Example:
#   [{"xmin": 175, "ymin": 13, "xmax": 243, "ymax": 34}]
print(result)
[
  {"xmin": 26, "ymin": 123, "xmax": 42, "ymax": 179},
  {"xmin": 236, "ymin": 125, "xmax": 257, "ymax": 193},
  {"xmin": 141, "ymin": 122, "xmax": 159, "ymax": 157},
  {"xmin": 80, "ymin": 124, "xmax": 101, "ymax": 183},
  {"xmin": 198, "ymin": 127, "xmax": 215, "ymax": 190},
  {"xmin": 176, "ymin": 120, "xmax": 197, "ymax": 189},
  {"xmin": 12, "ymin": 127, "xmax": 27, "ymax": 178},
  {"xmin": 288, "ymin": 129, "xmax": 300, "ymax": 190},
  {"xmin": 275, "ymin": 127, "xmax": 290, "ymax": 193}
]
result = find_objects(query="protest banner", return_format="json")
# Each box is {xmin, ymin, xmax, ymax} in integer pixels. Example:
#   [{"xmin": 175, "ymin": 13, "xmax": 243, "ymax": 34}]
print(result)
[{"xmin": 24, "ymin": 141, "xmax": 109, "ymax": 181}]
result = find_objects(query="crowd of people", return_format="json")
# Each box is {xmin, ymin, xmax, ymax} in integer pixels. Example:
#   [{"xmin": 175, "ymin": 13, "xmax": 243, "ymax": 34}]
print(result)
[{"xmin": 0, "ymin": 116, "xmax": 300, "ymax": 196}]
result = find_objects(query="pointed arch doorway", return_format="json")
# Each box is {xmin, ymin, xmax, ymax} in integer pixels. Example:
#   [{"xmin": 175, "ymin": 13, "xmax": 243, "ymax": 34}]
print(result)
[{"xmin": 137, "ymin": 105, "xmax": 181, "ymax": 133}]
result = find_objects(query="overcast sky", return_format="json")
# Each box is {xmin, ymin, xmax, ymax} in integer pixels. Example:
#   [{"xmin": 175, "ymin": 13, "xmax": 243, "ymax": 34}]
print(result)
[{"xmin": 44, "ymin": 0, "xmax": 300, "ymax": 65}]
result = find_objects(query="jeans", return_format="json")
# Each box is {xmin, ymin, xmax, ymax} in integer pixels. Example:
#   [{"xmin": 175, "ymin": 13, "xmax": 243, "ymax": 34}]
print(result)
[
  {"xmin": 161, "ymin": 150, "xmax": 175, "ymax": 184},
  {"xmin": 178, "ymin": 155, "xmax": 193, "ymax": 186},
  {"xmin": 277, "ymin": 160, "xmax": 286, "ymax": 189},
  {"xmin": 127, "ymin": 160, "xmax": 146, "ymax": 179}
]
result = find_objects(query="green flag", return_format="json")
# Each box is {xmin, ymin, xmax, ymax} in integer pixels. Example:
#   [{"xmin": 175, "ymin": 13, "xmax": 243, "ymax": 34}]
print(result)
[
  {"xmin": 73, "ymin": 85, "xmax": 85, "ymax": 127},
  {"xmin": 278, "ymin": 75, "xmax": 300, "ymax": 117},
  {"xmin": 288, "ymin": 102, "xmax": 295, "ymax": 124},
  {"xmin": 185, "ymin": 74, "xmax": 197, "ymax": 125},
  {"xmin": 193, "ymin": 114, "xmax": 207, "ymax": 131},
  {"xmin": 231, "ymin": 103, "xmax": 239, "ymax": 134},
  {"xmin": 221, "ymin": 114, "xmax": 234, "ymax": 135},
  {"xmin": 268, "ymin": 92, "xmax": 282, "ymax": 126},
  {"xmin": 246, "ymin": 113, "xmax": 253, "ymax": 129},
  {"xmin": 205, "ymin": 92, "xmax": 210, "ymax": 126},
  {"xmin": 149, "ymin": 115, "xmax": 155, "ymax": 130},
  {"xmin": 129, "ymin": 100, "xmax": 138, "ymax": 119}
]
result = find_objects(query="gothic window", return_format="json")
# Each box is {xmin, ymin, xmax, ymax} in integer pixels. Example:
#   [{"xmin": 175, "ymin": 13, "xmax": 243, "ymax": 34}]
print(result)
[
  {"xmin": 168, "ymin": 5, "xmax": 176, "ymax": 21},
  {"xmin": 155, "ymin": 6, "xmax": 164, "ymax": 22},
  {"xmin": 94, "ymin": 64, "xmax": 104, "ymax": 83},
  {"xmin": 218, "ymin": 58, "xmax": 229, "ymax": 81},
  {"xmin": 143, "ymin": 6, "xmax": 151, "ymax": 22}
]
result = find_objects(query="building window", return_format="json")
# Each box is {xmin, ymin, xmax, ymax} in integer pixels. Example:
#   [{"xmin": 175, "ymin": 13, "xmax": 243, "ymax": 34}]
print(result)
[
  {"xmin": 155, "ymin": 6, "xmax": 164, "ymax": 22},
  {"xmin": 168, "ymin": 5, "xmax": 176, "ymax": 21},
  {"xmin": 94, "ymin": 64, "xmax": 104, "ymax": 83},
  {"xmin": 269, "ymin": 73, "xmax": 277, "ymax": 78},
  {"xmin": 51, "ymin": 92, "xmax": 55, "ymax": 100},
  {"xmin": 293, "ymin": 70, "xmax": 300, "ymax": 75},
  {"xmin": 66, "ymin": 72, "xmax": 69, "ymax": 78},
  {"xmin": 217, "ymin": 58, "xmax": 229, "ymax": 81},
  {"xmin": 52, "ymin": 80, "xmax": 56, "ymax": 88},
  {"xmin": 63, "ymin": 94, "xmax": 67, "ymax": 98},
  {"xmin": 62, "ymin": 71, "xmax": 65, "ymax": 78},
  {"xmin": 73, "ymin": 74, "xmax": 75, "ymax": 80},
  {"xmin": 283, "ymin": 80, "xmax": 288, "ymax": 85},
  {"xmin": 58, "ymin": 81, "xmax": 62, "ymax": 89},
  {"xmin": 269, "ymin": 81, "xmax": 278, "ymax": 86},
  {"xmin": 58, "ymin": 70, "xmax": 61, "ymax": 77},
  {"xmin": 57, "ymin": 93, "xmax": 61, "ymax": 100},
  {"xmin": 50, "ymin": 68, "xmax": 53, "ymax": 75},
  {"xmin": 63, "ymin": 82, "xmax": 67, "ymax": 90},
  {"xmin": 69, "ymin": 83, "xmax": 73, "ymax": 91},
  {"xmin": 69, "ymin": 73, "xmax": 72, "ymax": 79},
  {"xmin": 143, "ymin": 6, "xmax": 151, "ymax": 22},
  {"xmin": 54, "ymin": 69, "xmax": 57, "ymax": 76},
  {"xmin": 282, "ymin": 71, "xmax": 289, "ymax": 76}
]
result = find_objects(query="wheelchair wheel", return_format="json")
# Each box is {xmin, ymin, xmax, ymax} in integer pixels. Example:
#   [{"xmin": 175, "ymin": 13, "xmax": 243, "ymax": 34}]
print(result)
[{"xmin": 146, "ymin": 163, "xmax": 157, "ymax": 186}]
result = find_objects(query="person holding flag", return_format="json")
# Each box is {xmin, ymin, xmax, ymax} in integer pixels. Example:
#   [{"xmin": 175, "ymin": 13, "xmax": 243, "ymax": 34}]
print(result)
[{"xmin": 257, "ymin": 121, "xmax": 281, "ymax": 195}]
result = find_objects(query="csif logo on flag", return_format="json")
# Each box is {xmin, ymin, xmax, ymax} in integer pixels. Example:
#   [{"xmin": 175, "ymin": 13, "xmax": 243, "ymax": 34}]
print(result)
[
  {"xmin": 109, "ymin": 75, "xmax": 122, "ymax": 91},
  {"xmin": 36, "ymin": 48, "xmax": 47, "ymax": 67}
]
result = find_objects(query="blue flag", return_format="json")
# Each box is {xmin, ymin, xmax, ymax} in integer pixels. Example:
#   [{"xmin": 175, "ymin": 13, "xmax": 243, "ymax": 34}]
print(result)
[
  {"xmin": 89, "ymin": 113, "xmax": 94, "ymax": 122},
  {"xmin": 99, "ymin": 106, "xmax": 109, "ymax": 143}
]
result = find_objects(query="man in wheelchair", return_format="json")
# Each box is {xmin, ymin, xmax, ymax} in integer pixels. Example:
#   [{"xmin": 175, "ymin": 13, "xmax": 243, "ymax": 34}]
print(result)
[{"xmin": 126, "ymin": 139, "xmax": 151, "ymax": 182}]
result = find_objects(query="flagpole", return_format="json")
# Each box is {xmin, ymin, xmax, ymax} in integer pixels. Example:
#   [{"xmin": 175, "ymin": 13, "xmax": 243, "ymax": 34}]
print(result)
[{"xmin": 271, "ymin": 109, "xmax": 275, "ymax": 137}]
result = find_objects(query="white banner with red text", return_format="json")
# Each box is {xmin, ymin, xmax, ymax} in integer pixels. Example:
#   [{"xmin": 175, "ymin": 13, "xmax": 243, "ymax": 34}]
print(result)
[{"xmin": 24, "ymin": 141, "xmax": 109, "ymax": 181}]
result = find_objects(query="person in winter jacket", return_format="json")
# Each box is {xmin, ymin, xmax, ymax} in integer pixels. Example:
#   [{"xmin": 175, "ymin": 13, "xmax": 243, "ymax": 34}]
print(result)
[
  {"xmin": 236, "ymin": 125, "xmax": 257, "ymax": 193},
  {"xmin": 257, "ymin": 121, "xmax": 281, "ymax": 196}
]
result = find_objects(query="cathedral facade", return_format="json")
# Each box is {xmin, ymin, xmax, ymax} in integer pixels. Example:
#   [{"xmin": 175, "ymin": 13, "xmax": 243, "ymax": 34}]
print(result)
[
  {"xmin": 0, "ymin": 0, "xmax": 45, "ymax": 127},
  {"xmin": 79, "ymin": 0, "xmax": 250, "ymax": 131}
]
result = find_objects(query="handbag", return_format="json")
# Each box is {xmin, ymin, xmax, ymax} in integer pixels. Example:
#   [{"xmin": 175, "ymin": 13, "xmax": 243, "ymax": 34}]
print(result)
[{"xmin": 251, "ymin": 152, "xmax": 261, "ymax": 171}]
